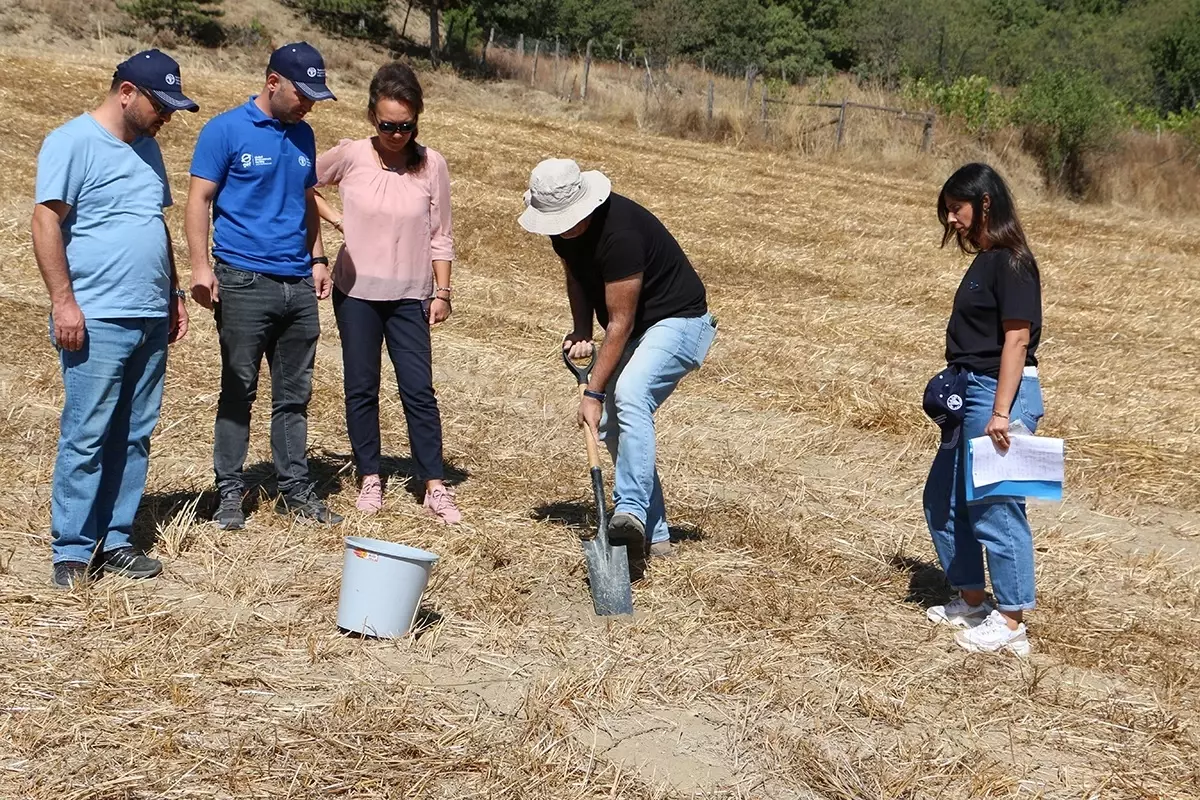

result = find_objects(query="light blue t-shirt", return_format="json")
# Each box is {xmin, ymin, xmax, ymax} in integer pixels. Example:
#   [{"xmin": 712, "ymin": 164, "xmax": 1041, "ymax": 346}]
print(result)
[
  {"xmin": 34, "ymin": 114, "xmax": 173, "ymax": 319},
  {"xmin": 189, "ymin": 98, "xmax": 318, "ymax": 277}
]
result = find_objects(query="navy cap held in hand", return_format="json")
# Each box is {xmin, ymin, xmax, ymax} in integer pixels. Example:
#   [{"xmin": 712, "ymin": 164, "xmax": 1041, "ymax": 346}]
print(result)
[
  {"xmin": 114, "ymin": 49, "xmax": 199, "ymax": 112},
  {"xmin": 267, "ymin": 41, "xmax": 337, "ymax": 101}
]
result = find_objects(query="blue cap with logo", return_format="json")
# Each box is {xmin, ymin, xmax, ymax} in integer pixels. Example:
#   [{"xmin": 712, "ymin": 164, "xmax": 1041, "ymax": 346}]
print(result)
[
  {"xmin": 114, "ymin": 49, "xmax": 199, "ymax": 112},
  {"xmin": 268, "ymin": 41, "xmax": 337, "ymax": 102}
]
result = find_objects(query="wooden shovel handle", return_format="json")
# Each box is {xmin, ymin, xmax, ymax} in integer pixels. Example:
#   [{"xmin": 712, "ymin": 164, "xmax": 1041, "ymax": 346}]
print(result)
[{"xmin": 578, "ymin": 384, "xmax": 603, "ymax": 470}]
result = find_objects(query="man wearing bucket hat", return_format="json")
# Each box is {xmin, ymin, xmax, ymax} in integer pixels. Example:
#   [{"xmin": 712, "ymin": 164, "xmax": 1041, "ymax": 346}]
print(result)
[
  {"xmin": 519, "ymin": 159, "xmax": 716, "ymax": 559},
  {"xmin": 186, "ymin": 41, "xmax": 342, "ymax": 530},
  {"xmin": 32, "ymin": 49, "xmax": 199, "ymax": 588}
]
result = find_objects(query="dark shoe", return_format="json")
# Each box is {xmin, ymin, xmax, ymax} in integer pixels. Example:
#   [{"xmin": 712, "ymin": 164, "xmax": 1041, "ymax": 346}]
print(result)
[
  {"xmin": 608, "ymin": 512, "xmax": 646, "ymax": 548},
  {"xmin": 102, "ymin": 548, "xmax": 163, "ymax": 579},
  {"xmin": 51, "ymin": 561, "xmax": 90, "ymax": 590},
  {"xmin": 277, "ymin": 488, "xmax": 343, "ymax": 525},
  {"xmin": 216, "ymin": 489, "xmax": 246, "ymax": 530}
]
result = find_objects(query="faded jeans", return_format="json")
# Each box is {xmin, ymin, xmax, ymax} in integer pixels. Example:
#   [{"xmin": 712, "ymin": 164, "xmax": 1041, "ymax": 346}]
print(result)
[
  {"xmin": 923, "ymin": 368, "xmax": 1045, "ymax": 611},
  {"xmin": 51, "ymin": 317, "xmax": 168, "ymax": 564},
  {"xmin": 598, "ymin": 313, "xmax": 717, "ymax": 545}
]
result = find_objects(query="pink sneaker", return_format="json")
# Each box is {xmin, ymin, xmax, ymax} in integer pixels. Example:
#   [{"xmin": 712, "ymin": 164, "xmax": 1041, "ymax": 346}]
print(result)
[
  {"xmin": 356, "ymin": 475, "xmax": 383, "ymax": 514},
  {"xmin": 424, "ymin": 487, "xmax": 461, "ymax": 524}
]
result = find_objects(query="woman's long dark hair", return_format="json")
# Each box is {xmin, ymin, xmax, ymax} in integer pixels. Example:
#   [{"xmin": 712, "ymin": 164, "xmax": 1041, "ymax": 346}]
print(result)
[
  {"xmin": 368, "ymin": 62, "xmax": 426, "ymax": 173},
  {"xmin": 937, "ymin": 163, "xmax": 1038, "ymax": 280}
]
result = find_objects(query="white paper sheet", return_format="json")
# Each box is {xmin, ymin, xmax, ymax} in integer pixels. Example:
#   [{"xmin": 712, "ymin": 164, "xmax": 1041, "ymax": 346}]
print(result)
[{"xmin": 970, "ymin": 434, "xmax": 1065, "ymax": 488}]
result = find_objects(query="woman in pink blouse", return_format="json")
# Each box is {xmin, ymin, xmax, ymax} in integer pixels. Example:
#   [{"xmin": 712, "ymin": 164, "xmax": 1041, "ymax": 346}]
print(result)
[{"xmin": 314, "ymin": 62, "xmax": 460, "ymax": 522}]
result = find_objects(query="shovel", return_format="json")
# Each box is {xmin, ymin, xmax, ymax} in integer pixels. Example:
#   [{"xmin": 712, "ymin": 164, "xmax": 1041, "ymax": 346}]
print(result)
[{"xmin": 561, "ymin": 340, "xmax": 634, "ymax": 617}]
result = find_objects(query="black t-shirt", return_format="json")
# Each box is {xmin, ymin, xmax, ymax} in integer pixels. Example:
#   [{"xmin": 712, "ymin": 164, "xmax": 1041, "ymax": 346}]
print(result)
[
  {"xmin": 945, "ymin": 249, "xmax": 1042, "ymax": 377},
  {"xmin": 551, "ymin": 193, "xmax": 707, "ymax": 337}
]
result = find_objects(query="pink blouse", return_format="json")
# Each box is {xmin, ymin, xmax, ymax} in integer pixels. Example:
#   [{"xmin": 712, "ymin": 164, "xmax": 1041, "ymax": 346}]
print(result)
[{"xmin": 316, "ymin": 138, "xmax": 455, "ymax": 301}]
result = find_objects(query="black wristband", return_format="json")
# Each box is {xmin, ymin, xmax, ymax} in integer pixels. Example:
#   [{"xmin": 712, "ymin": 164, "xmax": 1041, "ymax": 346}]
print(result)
[
  {"xmin": 311, "ymin": 256, "xmax": 329, "ymax": 266},
  {"xmin": 583, "ymin": 389, "xmax": 606, "ymax": 402}
]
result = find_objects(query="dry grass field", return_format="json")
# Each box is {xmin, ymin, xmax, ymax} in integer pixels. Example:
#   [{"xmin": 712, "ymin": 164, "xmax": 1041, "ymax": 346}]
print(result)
[{"xmin": 1, "ymin": 35, "xmax": 1200, "ymax": 800}]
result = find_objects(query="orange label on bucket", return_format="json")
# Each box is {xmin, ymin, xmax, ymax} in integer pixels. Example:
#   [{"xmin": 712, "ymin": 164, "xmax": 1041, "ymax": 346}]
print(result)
[{"xmin": 353, "ymin": 549, "xmax": 379, "ymax": 562}]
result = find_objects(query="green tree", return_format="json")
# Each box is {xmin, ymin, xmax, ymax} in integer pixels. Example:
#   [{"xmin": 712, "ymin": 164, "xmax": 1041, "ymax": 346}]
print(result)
[
  {"xmin": 634, "ymin": 0, "xmax": 711, "ymax": 60},
  {"xmin": 290, "ymin": 0, "xmax": 391, "ymax": 41},
  {"xmin": 554, "ymin": 0, "xmax": 634, "ymax": 54},
  {"xmin": 1149, "ymin": 1, "xmax": 1200, "ymax": 113},
  {"xmin": 118, "ymin": 0, "xmax": 224, "ymax": 45},
  {"xmin": 762, "ymin": 3, "xmax": 825, "ymax": 78},
  {"xmin": 472, "ymin": 0, "xmax": 560, "ymax": 39},
  {"xmin": 1013, "ymin": 68, "xmax": 1120, "ymax": 196},
  {"xmin": 444, "ymin": 4, "xmax": 485, "ymax": 53}
]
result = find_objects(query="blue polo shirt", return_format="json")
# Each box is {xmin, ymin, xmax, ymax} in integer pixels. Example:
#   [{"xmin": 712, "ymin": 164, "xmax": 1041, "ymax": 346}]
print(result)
[{"xmin": 190, "ymin": 98, "xmax": 317, "ymax": 277}]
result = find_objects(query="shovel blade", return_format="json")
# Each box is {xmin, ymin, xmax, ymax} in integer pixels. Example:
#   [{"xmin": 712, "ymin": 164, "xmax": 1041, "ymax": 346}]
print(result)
[{"xmin": 582, "ymin": 539, "xmax": 634, "ymax": 616}]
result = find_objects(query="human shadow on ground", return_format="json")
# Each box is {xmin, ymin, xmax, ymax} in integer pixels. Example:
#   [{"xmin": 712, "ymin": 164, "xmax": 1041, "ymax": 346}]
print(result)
[
  {"xmin": 131, "ymin": 450, "xmax": 470, "ymax": 552},
  {"xmin": 531, "ymin": 500, "xmax": 709, "ymax": 545},
  {"xmin": 890, "ymin": 554, "xmax": 954, "ymax": 608},
  {"xmin": 338, "ymin": 607, "xmax": 443, "ymax": 641}
]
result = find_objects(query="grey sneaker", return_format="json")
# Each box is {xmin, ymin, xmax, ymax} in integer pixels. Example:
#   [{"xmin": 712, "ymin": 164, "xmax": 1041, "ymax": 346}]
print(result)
[
  {"xmin": 102, "ymin": 548, "xmax": 163, "ymax": 579},
  {"xmin": 51, "ymin": 560, "xmax": 90, "ymax": 590},
  {"xmin": 648, "ymin": 540, "xmax": 677, "ymax": 559},
  {"xmin": 608, "ymin": 512, "xmax": 645, "ymax": 548},
  {"xmin": 277, "ymin": 488, "xmax": 343, "ymax": 525},
  {"xmin": 215, "ymin": 489, "xmax": 245, "ymax": 530}
]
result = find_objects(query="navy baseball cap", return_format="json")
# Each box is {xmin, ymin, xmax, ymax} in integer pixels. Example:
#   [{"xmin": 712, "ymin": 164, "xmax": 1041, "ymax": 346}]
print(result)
[
  {"xmin": 114, "ymin": 49, "xmax": 199, "ymax": 112},
  {"xmin": 268, "ymin": 42, "xmax": 337, "ymax": 101}
]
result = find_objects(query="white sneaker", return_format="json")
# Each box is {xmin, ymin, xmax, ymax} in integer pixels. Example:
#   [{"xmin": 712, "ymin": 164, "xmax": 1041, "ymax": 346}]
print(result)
[
  {"xmin": 955, "ymin": 610, "xmax": 1031, "ymax": 657},
  {"xmin": 926, "ymin": 596, "xmax": 993, "ymax": 628}
]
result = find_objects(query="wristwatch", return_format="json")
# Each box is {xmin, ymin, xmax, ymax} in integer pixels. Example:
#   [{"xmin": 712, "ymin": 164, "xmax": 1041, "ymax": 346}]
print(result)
[{"xmin": 172, "ymin": 289, "xmax": 186, "ymax": 299}]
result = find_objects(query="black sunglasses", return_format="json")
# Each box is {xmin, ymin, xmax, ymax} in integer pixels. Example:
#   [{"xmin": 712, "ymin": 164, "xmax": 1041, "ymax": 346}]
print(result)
[
  {"xmin": 137, "ymin": 87, "xmax": 169, "ymax": 116},
  {"xmin": 376, "ymin": 120, "xmax": 416, "ymax": 134}
]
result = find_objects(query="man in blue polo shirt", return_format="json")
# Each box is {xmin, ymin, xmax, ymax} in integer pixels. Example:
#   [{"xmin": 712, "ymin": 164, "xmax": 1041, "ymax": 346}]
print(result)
[
  {"xmin": 33, "ymin": 49, "xmax": 199, "ymax": 588},
  {"xmin": 186, "ymin": 42, "xmax": 341, "ymax": 529}
]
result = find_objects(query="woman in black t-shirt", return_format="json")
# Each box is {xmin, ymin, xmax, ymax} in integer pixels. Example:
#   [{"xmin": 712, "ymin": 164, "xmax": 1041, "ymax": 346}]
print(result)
[{"xmin": 922, "ymin": 163, "xmax": 1045, "ymax": 657}]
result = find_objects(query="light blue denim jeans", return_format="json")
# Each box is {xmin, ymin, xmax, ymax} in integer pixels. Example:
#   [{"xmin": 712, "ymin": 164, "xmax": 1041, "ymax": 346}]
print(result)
[
  {"xmin": 923, "ymin": 368, "xmax": 1045, "ymax": 611},
  {"xmin": 50, "ymin": 317, "xmax": 168, "ymax": 564},
  {"xmin": 598, "ymin": 313, "xmax": 717, "ymax": 545}
]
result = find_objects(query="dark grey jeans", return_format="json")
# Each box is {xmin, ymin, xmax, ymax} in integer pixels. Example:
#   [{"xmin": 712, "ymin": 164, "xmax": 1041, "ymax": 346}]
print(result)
[{"xmin": 213, "ymin": 262, "xmax": 320, "ymax": 497}]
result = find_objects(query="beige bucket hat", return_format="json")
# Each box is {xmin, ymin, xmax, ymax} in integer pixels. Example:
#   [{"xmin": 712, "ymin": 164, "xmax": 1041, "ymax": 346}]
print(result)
[{"xmin": 518, "ymin": 158, "xmax": 612, "ymax": 236}]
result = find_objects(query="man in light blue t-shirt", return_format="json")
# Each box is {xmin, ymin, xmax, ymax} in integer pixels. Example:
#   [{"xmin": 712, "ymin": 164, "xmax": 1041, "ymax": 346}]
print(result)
[
  {"xmin": 32, "ymin": 50, "xmax": 199, "ymax": 589},
  {"xmin": 186, "ymin": 42, "xmax": 341, "ymax": 530}
]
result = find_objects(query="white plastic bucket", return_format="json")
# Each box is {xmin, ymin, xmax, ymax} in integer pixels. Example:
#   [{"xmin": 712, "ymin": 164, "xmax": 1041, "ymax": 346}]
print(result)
[{"xmin": 337, "ymin": 536, "xmax": 439, "ymax": 639}]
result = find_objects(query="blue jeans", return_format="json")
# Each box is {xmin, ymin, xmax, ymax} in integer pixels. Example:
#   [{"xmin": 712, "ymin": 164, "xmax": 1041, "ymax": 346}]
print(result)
[
  {"xmin": 50, "ymin": 317, "xmax": 168, "ymax": 565},
  {"xmin": 598, "ymin": 314, "xmax": 717, "ymax": 545},
  {"xmin": 923, "ymin": 369, "xmax": 1045, "ymax": 611}
]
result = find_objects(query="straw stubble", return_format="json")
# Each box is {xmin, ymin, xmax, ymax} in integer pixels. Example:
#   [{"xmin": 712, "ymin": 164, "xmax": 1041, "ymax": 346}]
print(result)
[{"xmin": 0, "ymin": 49, "xmax": 1198, "ymax": 799}]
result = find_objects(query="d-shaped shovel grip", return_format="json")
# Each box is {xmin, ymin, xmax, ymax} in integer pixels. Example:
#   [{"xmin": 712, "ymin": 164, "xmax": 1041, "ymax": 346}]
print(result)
[{"xmin": 561, "ymin": 338, "xmax": 602, "ymax": 471}]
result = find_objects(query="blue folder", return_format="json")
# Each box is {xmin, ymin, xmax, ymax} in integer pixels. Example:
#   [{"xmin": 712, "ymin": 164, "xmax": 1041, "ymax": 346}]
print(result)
[{"xmin": 966, "ymin": 438, "xmax": 1064, "ymax": 502}]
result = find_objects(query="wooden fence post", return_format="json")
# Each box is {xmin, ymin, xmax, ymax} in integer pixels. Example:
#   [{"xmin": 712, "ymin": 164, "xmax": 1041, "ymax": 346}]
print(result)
[
  {"xmin": 531, "ymin": 39, "xmax": 540, "ymax": 83},
  {"xmin": 517, "ymin": 33, "xmax": 524, "ymax": 58},
  {"xmin": 617, "ymin": 39, "xmax": 623, "ymax": 62},
  {"xmin": 760, "ymin": 81, "xmax": 769, "ymax": 134},
  {"xmin": 483, "ymin": 26, "xmax": 494, "ymax": 67},
  {"xmin": 921, "ymin": 112, "xmax": 935, "ymax": 152},
  {"xmin": 835, "ymin": 99, "xmax": 848, "ymax": 149},
  {"xmin": 582, "ymin": 39, "xmax": 593, "ymax": 100},
  {"xmin": 745, "ymin": 65, "xmax": 756, "ymax": 102},
  {"xmin": 706, "ymin": 78, "xmax": 714, "ymax": 123}
]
